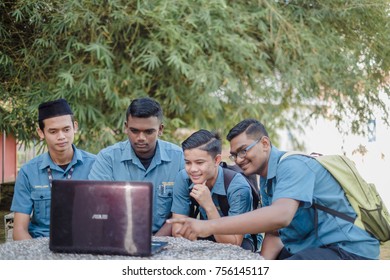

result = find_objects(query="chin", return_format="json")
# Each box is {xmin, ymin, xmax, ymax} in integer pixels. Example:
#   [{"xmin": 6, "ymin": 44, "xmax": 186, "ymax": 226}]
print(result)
[
  {"xmin": 240, "ymin": 165, "xmax": 254, "ymax": 176},
  {"xmin": 190, "ymin": 178, "xmax": 204, "ymax": 184}
]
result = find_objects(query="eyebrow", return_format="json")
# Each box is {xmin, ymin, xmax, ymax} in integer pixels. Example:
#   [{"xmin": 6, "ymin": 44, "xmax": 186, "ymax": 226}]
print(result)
[
  {"xmin": 230, "ymin": 144, "xmax": 247, "ymax": 154},
  {"xmin": 129, "ymin": 127, "xmax": 156, "ymax": 131},
  {"xmin": 48, "ymin": 125, "xmax": 71, "ymax": 130}
]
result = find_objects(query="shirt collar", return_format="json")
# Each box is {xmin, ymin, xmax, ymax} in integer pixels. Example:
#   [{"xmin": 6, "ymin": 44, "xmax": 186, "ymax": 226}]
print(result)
[
  {"xmin": 266, "ymin": 146, "xmax": 286, "ymax": 181},
  {"xmin": 39, "ymin": 144, "xmax": 80, "ymax": 170},
  {"xmin": 210, "ymin": 166, "xmax": 226, "ymax": 195},
  {"xmin": 121, "ymin": 139, "xmax": 171, "ymax": 164}
]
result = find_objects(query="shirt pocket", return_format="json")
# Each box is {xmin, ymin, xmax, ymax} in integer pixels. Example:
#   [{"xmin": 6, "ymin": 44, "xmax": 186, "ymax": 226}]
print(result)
[
  {"xmin": 157, "ymin": 185, "xmax": 173, "ymax": 218},
  {"xmin": 31, "ymin": 189, "xmax": 51, "ymax": 220}
]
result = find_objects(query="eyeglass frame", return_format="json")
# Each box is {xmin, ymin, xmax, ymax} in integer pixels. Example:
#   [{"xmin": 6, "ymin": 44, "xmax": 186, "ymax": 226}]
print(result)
[{"xmin": 229, "ymin": 136, "xmax": 263, "ymax": 162}]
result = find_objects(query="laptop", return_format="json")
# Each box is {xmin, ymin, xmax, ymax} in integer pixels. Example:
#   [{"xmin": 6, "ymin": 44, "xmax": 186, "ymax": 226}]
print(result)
[{"xmin": 49, "ymin": 180, "xmax": 167, "ymax": 256}]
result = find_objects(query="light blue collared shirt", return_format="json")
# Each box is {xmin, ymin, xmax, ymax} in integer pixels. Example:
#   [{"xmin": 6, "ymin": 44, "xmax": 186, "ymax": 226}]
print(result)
[
  {"xmin": 10, "ymin": 145, "xmax": 96, "ymax": 238},
  {"xmin": 260, "ymin": 146, "xmax": 380, "ymax": 259},
  {"xmin": 88, "ymin": 139, "xmax": 184, "ymax": 233},
  {"xmin": 171, "ymin": 166, "xmax": 253, "ymax": 218},
  {"xmin": 172, "ymin": 166, "xmax": 263, "ymax": 248}
]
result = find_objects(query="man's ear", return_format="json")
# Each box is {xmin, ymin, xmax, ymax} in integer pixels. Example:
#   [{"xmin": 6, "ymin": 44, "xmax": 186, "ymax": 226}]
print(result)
[
  {"xmin": 73, "ymin": 121, "xmax": 79, "ymax": 133},
  {"xmin": 214, "ymin": 154, "xmax": 222, "ymax": 166},
  {"xmin": 158, "ymin": 123, "xmax": 164, "ymax": 137},
  {"xmin": 124, "ymin": 121, "xmax": 128, "ymax": 133},
  {"xmin": 37, "ymin": 127, "xmax": 45, "ymax": 140},
  {"xmin": 261, "ymin": 136, "xmax": 271, "ymax": 151}
]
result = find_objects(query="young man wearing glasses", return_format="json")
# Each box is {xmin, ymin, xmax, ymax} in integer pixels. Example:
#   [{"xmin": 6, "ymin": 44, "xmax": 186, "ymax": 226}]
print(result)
[
  {"xmin": 171, "ymin": 129, "xmax": 261, "ymax": 251},
  {"xmin": 169, "ymin": 119, "xmax": 380, "ymax": 260}
]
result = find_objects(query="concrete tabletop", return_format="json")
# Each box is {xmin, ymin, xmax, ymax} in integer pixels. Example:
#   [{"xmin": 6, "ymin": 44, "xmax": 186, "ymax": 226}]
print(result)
[{"xmin": 0, "ymin": 236, "xmax": 264, "ymax": 260}]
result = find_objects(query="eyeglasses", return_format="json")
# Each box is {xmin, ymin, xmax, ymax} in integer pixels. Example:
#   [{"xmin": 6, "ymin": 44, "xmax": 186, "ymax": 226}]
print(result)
[{"xmin": 229, "ymin": 137, "xmax": 262, "ymax": 161}]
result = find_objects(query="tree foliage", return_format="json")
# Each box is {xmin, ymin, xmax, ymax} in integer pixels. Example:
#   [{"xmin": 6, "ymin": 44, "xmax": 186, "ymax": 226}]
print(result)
[{"xmin": 1, "ymin": 0, "xmax": 390, "ymax": 153}]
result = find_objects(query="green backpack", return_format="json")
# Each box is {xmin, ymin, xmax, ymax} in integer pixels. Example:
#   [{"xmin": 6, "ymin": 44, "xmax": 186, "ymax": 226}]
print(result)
[{"xmin": 281, "ymin": 152, "xmax": 390, "ymax": 243}]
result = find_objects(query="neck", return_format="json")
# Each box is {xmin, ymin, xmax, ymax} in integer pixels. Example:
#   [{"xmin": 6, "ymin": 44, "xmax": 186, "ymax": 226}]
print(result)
[{"xmin": 49, "ymin": 148, "xmax": 74, "ymax": 165}]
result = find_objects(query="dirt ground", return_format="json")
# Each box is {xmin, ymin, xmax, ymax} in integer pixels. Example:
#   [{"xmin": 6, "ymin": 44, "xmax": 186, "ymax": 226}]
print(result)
[{"xmin": 1, "ymin": 185, "xmax": 390, "ymax": 259}]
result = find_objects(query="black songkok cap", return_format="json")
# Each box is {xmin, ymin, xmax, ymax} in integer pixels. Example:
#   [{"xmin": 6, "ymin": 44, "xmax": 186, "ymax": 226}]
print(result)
[{"xmin": 38, "ymin": 98, "xmax": 73, "ymax": 121}]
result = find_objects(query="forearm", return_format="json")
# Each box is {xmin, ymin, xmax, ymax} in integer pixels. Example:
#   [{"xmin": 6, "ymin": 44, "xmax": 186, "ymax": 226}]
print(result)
[
  {"xmin": 260, "ymin": 233, "xmax": 284, "ymax": 260},
  {"xmin": 13, "ymin": 212, "xmax": 32, "ymax": 240},
  {"xmin": 205, "ymin": 205, "xmax": 243, "ymax": 246},
  {"xmin": 169, "ymin": 199, "xmax": 299, "ymax": 243},
  {"xmin": 154, "ymin": 222, "xmax": 172, "ymax": 236},
  {"xmin": 206, "ymin": 202, "xmax": 292, "ymax": 236},
  {"xmin": 214, "ymin": 233, "xmax": 244, "ymax": 246},
  {"xmin": 172, "ymin": 213, "xmax": 188, "ymax": 237},
  {"xmin": 13, "ymin": 227, "xmax": 32, "ymax": 240}
]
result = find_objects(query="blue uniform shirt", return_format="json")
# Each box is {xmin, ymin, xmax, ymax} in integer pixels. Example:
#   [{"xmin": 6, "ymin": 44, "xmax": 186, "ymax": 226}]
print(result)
[
  {"xmin": 260, "ymin": 146, "xmax": 380, "ymax": 259},
  {"xmin": 172, "ymin": 166, "xmax": 253, "ymax": 218},
  {"xmin": 88, "ymin": 139, "xmax": 184, "ymax": 233},
  {"xmin": 10, "ymin": 145, "xmax": 96, "ymax": 238},
  {"xmin": 172, "ymin": 166, "xmax": 264, "ymax": 248}
]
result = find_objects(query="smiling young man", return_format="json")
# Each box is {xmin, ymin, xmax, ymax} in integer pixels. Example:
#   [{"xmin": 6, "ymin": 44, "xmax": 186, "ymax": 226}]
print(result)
[
  {"xmin": 10, "ymin": 98, "xmax": 96, "ymax": 240},
  {"xmin": 169, "ymin": 119, "xmax": 380, "ymax": 260},
  {"xmin": 171, "ymin": 129, "xmax": 261, "ymax": 251},
  {"xmin": 88, "ymin": 97, "xmax": 184, "ymax": 236}
]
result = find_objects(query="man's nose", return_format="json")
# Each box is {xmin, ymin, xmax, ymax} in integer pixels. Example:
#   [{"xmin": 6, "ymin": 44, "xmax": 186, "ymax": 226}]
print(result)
[
  {"xmin": 189, "ymin": 164, "xmax": 199, "ymax": 173},
  {"xmin": 235, "ymin": 156, "xmax": 245, "ymax": 164},
  {"xmin": 138, "ymin": 132, "xmax": 147, "ymax": 140},
  {"xmin": 57, "ymin": 131, "xmax": 65, "ymax": 139}
]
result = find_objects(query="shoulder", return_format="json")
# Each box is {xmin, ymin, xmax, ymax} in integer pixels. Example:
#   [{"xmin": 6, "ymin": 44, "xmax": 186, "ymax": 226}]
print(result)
[
  {"xmin": 158, "ymin": 140, "xmax": 184, "ymax": 162},
  {"xmin": 275, "ymin": 153, "xmax": 319, "ymax": 188},
  {"xmin": 96, "ymin": 140, "xmax": 129, "ymax": 156},
  {"xmin": 75, "ymin": 148, "xmax": 96, "ymax": 159},
  {"xmin": 227, "ymin": 172, "xmax": 251, "ymax": 194},
  {"xmin": 176, "ymin": 168, "xmax": 189, "ymax": 181},
  {"xmin": 230, "ymin": 172, "xmax": 250, "ymax": 185},
  {"xmin": 158, "ymin": 139, "xmax": 182, "ymax": 152},
  {"xmin": 278, "ymin": 153, "xmax": 318, "ymax": 172},
  {"xmin": 19, "ymin": 153, "xmax": 46, "ymax": 170}
]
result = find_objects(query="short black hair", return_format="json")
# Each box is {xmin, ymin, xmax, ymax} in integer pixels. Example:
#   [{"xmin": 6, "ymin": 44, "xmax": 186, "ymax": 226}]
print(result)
[
  {"xmin": 126, "ymin": 97, "xmax": 163, "ymax": 121},
  {"xmin": 182, "ymin": 129, "xmax": 222, "ymax": 158},
  {"xmin": 226, "ymin": 119, "xmax": 269, "ymax": 141},
  {"xmin": 38, "ymin": 115, "xmax": 75, "ymax": 131}
]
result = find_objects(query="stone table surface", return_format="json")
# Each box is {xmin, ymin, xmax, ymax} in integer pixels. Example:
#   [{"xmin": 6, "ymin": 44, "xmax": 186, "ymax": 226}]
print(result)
[{"xmin": 0, "ymin": 236, "xmax": 264, "ymax": 260}]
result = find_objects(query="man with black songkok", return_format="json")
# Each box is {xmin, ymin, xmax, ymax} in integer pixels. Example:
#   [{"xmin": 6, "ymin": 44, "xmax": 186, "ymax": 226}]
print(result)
[{"xmin": 10, "ymin": 98, "xmax": 96, "ymax": 240}]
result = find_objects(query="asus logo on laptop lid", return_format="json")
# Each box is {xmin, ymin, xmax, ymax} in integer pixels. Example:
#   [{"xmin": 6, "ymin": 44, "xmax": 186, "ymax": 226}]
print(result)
[{"xmin": 91, "ymin": 214, "xmax": 108, "ymax": 220}]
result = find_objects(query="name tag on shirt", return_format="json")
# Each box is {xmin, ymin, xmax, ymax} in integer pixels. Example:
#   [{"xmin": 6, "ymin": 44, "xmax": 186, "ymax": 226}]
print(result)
[{"xmin": 33, "ymin": 185, "xmax": 49, "ymax": 189}]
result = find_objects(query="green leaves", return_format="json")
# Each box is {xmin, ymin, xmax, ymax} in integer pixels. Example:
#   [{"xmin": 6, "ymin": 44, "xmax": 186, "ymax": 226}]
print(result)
[
  {"xmin": 1, "ymin": 0, "xmax": 390, "ymax": 152},
  {"xmin": 85, "ymin": 42, "xmax": 114, "ymax": 67}
]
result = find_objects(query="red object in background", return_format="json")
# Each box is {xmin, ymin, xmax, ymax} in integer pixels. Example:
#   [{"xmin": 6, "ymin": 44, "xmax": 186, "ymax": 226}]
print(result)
[{"xmin": 0, "ymin": 133, "xmax": 17, "ymax": 184}]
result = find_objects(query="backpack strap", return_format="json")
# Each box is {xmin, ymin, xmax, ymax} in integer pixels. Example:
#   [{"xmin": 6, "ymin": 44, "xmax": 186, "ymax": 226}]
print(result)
[
  {"xmin": 189, "ymin": 196, "xmax": 200, "ymax": 219},
  {"xmin": 314, "ymin": 204, "xmax": 355, "ymax": 223},
  {"xmin": 218, "ymin": 166, "xmax": 258, "ymax": 251},
  {"xmin": 217, "ymin": 167, "xmax": 236, "ymax": 216},
  {"xmin": 220, "ymin": 161, "xmax": 261, "ymax": 209},
  {"xmin": 188, "ymin": 178, "xmax": 202, "ymax": 219}
]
